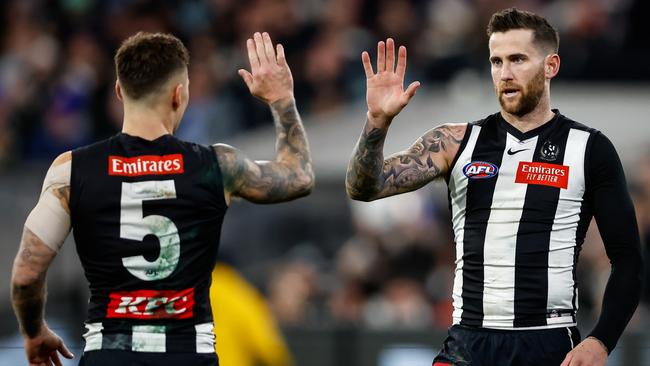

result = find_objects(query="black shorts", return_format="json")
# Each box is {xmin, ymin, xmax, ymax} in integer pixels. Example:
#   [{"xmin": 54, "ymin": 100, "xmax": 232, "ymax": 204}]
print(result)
[
  {"xmin": 432, "ymin": 324, "xmax": 581, "ymax": 366},
  {"xmin": 79, "ymin": 350, "xmax": 219, "ymax": 366}
]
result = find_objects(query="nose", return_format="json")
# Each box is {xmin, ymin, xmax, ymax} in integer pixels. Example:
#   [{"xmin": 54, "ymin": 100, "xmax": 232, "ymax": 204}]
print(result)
[{"xmin": 500, "ymin": 62, "xmax": 514, "ymax": 81}]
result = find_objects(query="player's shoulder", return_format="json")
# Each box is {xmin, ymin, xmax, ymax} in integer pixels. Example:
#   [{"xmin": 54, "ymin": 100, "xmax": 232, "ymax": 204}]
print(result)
[
  {"xmin": 52, "ymin": 151, "xmax": 72, "ymax": 167},
  {"xmin": 72, "ymin": 135, "xmax": 115, "ymax": 157},
  {"xmin": 554, "ymin": 112, "xmax": 605, "ymax": 138},
  {"xmin": 426, "ymin": 122, "xmax": 468, "ymax": 138},
  {"xmin": 555, "ymin": 113, "xmax": 620, "ymax": 156},
  {"xmin": 469, "ymin": 111, "xmax": 501, "ymax": 127}
]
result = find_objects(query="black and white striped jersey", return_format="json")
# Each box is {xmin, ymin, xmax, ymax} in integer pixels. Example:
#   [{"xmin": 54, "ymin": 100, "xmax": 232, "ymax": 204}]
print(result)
[
  {"xmin": 447, "ymin": 110, "xmax": 599, "ymax": 330},
  {"xmin": 70, "ymin": 133, "xmax": 227, "ymax": 353}
]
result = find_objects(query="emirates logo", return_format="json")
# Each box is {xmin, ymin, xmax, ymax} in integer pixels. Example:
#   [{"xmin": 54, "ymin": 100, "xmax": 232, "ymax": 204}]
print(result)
[{"xmin": 109, "ymin": 154, "xmax": 184, "ymax": 176}]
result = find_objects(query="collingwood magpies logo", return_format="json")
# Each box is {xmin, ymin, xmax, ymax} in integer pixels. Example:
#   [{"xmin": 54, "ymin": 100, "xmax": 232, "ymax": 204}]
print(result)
[{"xmin": 540, "ymin": 140, "xmax": 559, "ymax": 161}]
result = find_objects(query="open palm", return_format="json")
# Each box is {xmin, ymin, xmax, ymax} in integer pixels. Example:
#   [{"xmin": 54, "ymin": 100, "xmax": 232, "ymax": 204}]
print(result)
[
  {"xmin": 362, "ymin": 38, "xmax": 420, "ymax": 126},
  {"xmin": 239, "ymin": 32, "xmax": 294, "ymax": 105}
]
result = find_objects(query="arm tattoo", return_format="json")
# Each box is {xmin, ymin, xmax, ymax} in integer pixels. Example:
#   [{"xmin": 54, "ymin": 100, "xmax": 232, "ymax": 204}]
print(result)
[
  {"xmin": 347, "ymin": 122, "xmax": 464, "ymax": 200},
  {"xmin": 11, "ymin": 229, "xmax": 57, "ymax": 338},
  {"xmin": 215, "ymin": 97, "xmax": 314, "ymax": 203}
]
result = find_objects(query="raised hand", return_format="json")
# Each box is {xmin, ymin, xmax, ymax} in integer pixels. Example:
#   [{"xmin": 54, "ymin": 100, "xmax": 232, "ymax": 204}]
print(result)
[
  {"xmin": 362, "ymin": 38, "xmax": 420, "ymax": 128},
  {"xmin": 239, "ymin": 32, "xmax": 293, "ymax": 105}
]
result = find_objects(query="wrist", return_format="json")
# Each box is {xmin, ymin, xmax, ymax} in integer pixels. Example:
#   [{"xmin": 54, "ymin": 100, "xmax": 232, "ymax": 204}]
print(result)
[
  {"xmin": 366, "ymin": 111, "xmax": 392, "ymax": 129},
  {"xmin": 22, "ymin": 322, "xmax": 46, "ymax": 339},
  {"xmin": 268, "ymin": 94, "xmax": 295, "ymax": 107},
  {"xmin": 586, "ymin": 336, "xmax": 609, "ymax": 355}
]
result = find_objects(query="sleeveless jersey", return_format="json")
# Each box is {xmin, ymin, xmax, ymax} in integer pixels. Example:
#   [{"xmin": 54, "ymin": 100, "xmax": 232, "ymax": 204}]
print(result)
[
  {"xmin": 447, "ymin": 110, "xmax": 597, "ymax": 329},
  {"xmin": 70, "ymin": 133, "xmax": 227, "ymax": 353}
]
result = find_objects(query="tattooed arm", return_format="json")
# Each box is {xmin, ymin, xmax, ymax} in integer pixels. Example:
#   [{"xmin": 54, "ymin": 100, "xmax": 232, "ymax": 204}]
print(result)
[
  {"xmin": 347, "ymin": 38, "xmax": 465, "ymax": 201},
  {"xmin": 347, "ymin": 122, "xmax": 465, "ymax": 201},
  {"xmin": 215, "ymin": 97, "xmax": 313, "ymax": 203},
  {"xmin": 11, "ymin": 151, "xmax": 74, "ymax": 365},
  {"xmin": 215, "ymin": 32, "xmax": 313, "ymax": 204}
]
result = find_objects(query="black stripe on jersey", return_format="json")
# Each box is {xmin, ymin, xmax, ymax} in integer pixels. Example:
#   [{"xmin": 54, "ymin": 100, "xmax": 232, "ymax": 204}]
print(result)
[
  {"xmin": 513, "ymin": 129, "xmax": 569, "ymax": 327},
  {"xmin": 460, "ymin": 118, "xmax": 506, "ymax": 326}
]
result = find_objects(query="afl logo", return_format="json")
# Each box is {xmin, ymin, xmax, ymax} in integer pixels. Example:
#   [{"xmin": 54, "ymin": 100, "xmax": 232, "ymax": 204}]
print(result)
[{"xmin": 463, "ymin": 161, "xmax": 499, "ymax": 179}]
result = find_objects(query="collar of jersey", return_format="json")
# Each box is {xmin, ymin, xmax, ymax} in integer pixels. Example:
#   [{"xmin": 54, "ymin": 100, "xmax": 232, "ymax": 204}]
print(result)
[{"xmin": 496, "ymin": 109, "xmax": 561, "ymax": 141}]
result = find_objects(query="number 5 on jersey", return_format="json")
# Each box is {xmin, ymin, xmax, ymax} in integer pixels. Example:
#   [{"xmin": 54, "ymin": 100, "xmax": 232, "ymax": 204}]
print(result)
[{"xmin": 120, "ymin": 180, "xmax": 180, "ymax": 281}]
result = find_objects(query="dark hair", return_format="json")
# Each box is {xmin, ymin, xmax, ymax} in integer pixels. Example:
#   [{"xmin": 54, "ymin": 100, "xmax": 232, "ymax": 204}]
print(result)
[
  {"xmin": 487, "ymin": 8, "xmax": 559, "ymax": 54},
  {"xmin": 115, "ymin": 32, "xmax": 189, "ymax": 100}
]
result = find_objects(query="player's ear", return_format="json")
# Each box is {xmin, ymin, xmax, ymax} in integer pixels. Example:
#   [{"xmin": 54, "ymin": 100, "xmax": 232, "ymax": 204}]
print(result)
[
  {"xmin": 115, "ymin": 80, "xmax": 124, "ymax": 102},
  {"xmin": 172, "ymin": 83, "xmax": 183, "ymax": 110},
  {"xmin": 545, "ymin": 54, "xmax": 560, "ymax": 79}
]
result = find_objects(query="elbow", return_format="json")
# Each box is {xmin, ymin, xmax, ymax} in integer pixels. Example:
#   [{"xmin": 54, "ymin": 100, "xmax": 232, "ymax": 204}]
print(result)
[
  {"xmin": 299, "ymin": 179, "xmax": 315, "ymax": 198},
  {"xmin": 294, "ymin": 169, "xmax": 315, "ymax": 198},
  {"xmin": 347, "ymin": 193, "xmax": 376, "ymax": 202},
  {"xmin": 345, "ymin": 186, "xmax": 377, "ymax": 202},
  {"xmin": 11, "ymin": 271, "xmax": 41, "ymax": 290}
]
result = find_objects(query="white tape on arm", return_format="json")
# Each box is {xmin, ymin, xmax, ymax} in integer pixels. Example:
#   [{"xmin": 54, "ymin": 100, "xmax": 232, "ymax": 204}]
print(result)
[{"xmin": 25, "ymin": 160, "xmax": 71, "ymax": 252}]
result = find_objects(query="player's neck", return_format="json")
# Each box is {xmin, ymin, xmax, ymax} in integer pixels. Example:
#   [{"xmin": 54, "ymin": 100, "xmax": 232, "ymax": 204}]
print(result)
[
  {"xmin": 121, "ymin": 103, "xmax": 176, "ymax": 141},
  {"xmin": 500, "ymin": 94, "xmax": 555, "ymax": 133}
]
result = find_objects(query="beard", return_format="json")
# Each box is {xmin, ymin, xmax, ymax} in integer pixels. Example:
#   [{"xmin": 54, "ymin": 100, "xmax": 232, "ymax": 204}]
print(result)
[{"xmin": 497, "ymin": 66, "xmax": 545, "ymax": 117}]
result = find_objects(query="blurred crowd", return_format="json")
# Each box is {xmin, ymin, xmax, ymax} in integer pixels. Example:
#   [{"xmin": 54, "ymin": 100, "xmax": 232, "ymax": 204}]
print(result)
[{"xmin": 1, "ymin": 0, "xmax": 648, "ymax": 167}]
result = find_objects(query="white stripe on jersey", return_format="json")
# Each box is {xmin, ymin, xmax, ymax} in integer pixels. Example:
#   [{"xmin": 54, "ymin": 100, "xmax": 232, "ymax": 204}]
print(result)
[
  {"xmin": 132, "ymin": 325, "xmax": 166, "ymax": 352},
  {"xmin": 481, "ymin": 133, "xmax": 537, "ymax": 328},
  {"xmin": 195, "ymin": 322, "xmax": 216, "ymax": 353},
  {"xmin": 83, "ymin": 322, "xmax": 103, "ymax": 352},
  {"xmin": 450, "ymin": 125, "xmax": 482, "ymax": 323},
  {"xmin": 547, "ymin": 129, "xmax": 590, "ymax": 319}
]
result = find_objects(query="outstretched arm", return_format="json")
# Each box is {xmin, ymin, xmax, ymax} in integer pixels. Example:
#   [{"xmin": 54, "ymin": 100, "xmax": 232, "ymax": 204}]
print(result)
[
  {"xmin": 215, "ymin": 32, "xmax": 313, "ymax": 204},
  {"xmin": 11, "ymin": 152, "xmax": 74, "ymax": 365},
  {"xmin": 346, "ymin": 123, "xmax": 465, "ymax": 201},
  {"xmin": 346, "ymin": 38, "xmax": 464, "ymax": 201}
]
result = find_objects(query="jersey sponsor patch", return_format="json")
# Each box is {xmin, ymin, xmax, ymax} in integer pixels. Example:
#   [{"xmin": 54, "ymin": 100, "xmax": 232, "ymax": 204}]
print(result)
[
  {"xmin": 463, "ymin": 161, "xmax": 499, "ymax": 179},
  {"xmin": 106, "ymin": 288, "xmax": 194, "ymax": 319},
  {"xmin": 515, "ymin": 161, "xmax": 569, "ymax": 189},
  {"xmin": 109, "ymin": 154, "xmax": 184, "ymax": 176}
]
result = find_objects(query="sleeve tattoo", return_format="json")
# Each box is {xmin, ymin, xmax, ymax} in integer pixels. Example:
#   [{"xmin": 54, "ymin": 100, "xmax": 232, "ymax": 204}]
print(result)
[
  {"xmin": 215, "ymin": 97, "xmax": 314, "ymax": 203},
  {"xmin": 346, "ymin": 122, "xmax": 464, "ymax": 201},
  {"xmin": 11, "ymin": 228, "xmax": 57, "ymax": 337}
]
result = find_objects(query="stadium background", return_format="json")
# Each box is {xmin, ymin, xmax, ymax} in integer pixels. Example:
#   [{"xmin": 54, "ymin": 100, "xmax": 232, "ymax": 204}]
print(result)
[{"xmin": 0, "ymin": 0, "xmax": 649, "ymax": 365}]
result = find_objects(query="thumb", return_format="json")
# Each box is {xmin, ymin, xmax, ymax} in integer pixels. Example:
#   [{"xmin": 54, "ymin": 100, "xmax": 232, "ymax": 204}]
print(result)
[
  {"xmin": 58, "ymin": 340, "xmax": 74, "ymax": 359},
  {"xmin": 238, "ymin": 69, "xmax": 254, "ymax": 90},
  {"xmin": 401, "ymin": 81, "xmax": 421, "ymax": 104}
]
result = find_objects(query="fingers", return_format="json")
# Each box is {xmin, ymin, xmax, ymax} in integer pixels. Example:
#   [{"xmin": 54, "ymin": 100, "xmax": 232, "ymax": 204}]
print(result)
[
  {"xmin": 262, "ymin": 32, "xmax": 276, "ymax": 63},
  {"xmin": 375, "ymin": 39, "xmax": 406, "ymax": 75},
  {"xmin": 386, "ymin": 38, "xmax": 395, "ymax": 72},
  {"xmin": 238, "ymin": 69, "xmax": 254, "ymax": 89},
  {"xmin": 396, "ymin": 45, "xmax": 407, "ymax": 79},
  {"xmin": 58, "ymin": 340, "xmax": 74, "ymax": 359},
  {"xmin": 361, "ymin": 51, "xmax": 374, "ymax": 78},
  {"xmin": 246, "ymin": 38, "xmax": 260, "ymax": 72},
  {"xmin": 276, "ymin": 43, "xmax": 286, "ymax": 66},
  {"xmin": 253, "ymin": 32, "xmax": 267, "ymax": 64},
  {"xmin": 404, "ymin": 81, "xmax": 421, "ymax": 100},
  {"xmin": 377, "ymin": 41, "xmax": 385, "ymax": 73},
  {"xmin": 51, "ymin": 351, "xmax": 62, "ymax": 366}
]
